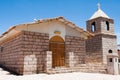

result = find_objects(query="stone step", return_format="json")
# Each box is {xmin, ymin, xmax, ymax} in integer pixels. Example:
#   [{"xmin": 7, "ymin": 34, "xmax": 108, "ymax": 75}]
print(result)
[
  {"xmin": 76, "ymin": 63, "xmax": 106, "ymax": 69},
  {"xmin": 47, "ymin": 67, "xmax": 107, "ymax": 74},
  {"xmin": 47, "ymin": 63, "xmax": 107, "ymax": 74},
  {"xmin": 47, "ymin": 68, "xmax": 74, "ymax": 74}
]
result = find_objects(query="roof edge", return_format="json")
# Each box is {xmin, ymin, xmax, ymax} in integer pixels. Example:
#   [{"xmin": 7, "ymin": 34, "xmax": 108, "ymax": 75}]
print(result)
[{"xmin": 0, "ymin": 16, "xmax": 93, "ymax": 39}]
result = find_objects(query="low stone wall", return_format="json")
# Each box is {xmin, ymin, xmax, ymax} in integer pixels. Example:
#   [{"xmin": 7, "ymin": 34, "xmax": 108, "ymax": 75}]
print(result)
[
  {"xmin": 23, "ymin": 54, "xmax": 37, "ymax": 74},
  {"xmin": 66, "ymin": 52, "xmax": 75, "ymax": 67},
  {"xmin": 65, "ymin": 36, "xmax": 86, "ymax": 65}
]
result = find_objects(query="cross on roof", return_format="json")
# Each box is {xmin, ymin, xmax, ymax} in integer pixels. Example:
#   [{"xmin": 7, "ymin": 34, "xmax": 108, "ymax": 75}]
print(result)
[{"xmin": 97, "ymin": 3, "xmax": 101, "ymax": 10}]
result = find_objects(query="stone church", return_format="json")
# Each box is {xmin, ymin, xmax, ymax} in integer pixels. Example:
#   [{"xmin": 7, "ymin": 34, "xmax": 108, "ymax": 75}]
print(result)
[{"xmin": 0, "ymin": 5, "xmax": 120, "ymax": 75}]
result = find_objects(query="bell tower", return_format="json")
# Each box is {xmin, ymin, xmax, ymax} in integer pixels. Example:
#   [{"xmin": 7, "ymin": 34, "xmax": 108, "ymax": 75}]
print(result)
[
  {"xmin": 87, "ymin": 3, "xmax": 114, "ymax": 35},
  {"xmin": 86, "ymin": 4, "xmax": 118, "ymax": 64}
]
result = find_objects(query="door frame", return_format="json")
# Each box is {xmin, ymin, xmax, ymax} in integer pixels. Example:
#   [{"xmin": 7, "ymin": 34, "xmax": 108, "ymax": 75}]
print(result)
[{"xmin": 49, "ymin": 36, "xmax": 65, "ymax": 68}]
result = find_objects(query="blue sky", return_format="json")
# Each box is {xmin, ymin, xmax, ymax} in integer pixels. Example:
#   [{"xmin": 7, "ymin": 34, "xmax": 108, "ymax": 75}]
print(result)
[{"xmin": 0, "ymin": 0, "xmax": 120, "ymax": 44}]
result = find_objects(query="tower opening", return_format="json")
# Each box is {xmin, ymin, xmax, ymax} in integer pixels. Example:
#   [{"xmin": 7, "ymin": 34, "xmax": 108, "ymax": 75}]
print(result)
[
  {"xmin": 108, "ymin": 49, "xmax": 113, "ymax": 53},
  {"xmin": 106, "ymin": 21, "xmax": 109, "ymax": 31},
  {"xmin": 92, "ymin": 22, "xmax": 96, "ymax": 32}
]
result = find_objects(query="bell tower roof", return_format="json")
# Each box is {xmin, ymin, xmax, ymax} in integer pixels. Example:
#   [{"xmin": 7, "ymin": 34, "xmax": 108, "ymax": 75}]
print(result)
[{"xmin": 90, "ymin": 3, "xmax": 110, "ymax": 19}]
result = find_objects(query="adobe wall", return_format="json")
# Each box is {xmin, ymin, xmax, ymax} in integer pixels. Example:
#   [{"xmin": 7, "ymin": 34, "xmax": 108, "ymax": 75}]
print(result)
[{"xmin": 65, "ymin": 36, "xmax": 86, "ymax": 65}]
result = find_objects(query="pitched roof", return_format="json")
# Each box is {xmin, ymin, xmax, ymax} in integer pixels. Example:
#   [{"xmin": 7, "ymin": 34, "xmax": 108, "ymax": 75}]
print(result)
[
  {"xmin": 0, "ymin": 17, "xmax": 93, "ymax": 40},
  {"xmin": 37, "ymin": 17, "xmax": 93, "ymax": 36},
  {"xmin": 90, "ymin": 4, "xmax": 110, "ymax": 19}
]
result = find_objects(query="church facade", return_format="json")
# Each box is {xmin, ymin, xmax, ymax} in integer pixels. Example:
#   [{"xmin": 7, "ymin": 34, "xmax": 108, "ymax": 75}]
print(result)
[{"xmin": 0, "ymin": 5, "xmax": 119, "ymax": 75}]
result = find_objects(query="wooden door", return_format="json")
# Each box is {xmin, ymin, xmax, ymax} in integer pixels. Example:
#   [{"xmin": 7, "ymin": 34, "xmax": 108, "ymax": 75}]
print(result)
[{"xmin": 49, "ymin": 36, "xmax": 65, "ymax": 68}]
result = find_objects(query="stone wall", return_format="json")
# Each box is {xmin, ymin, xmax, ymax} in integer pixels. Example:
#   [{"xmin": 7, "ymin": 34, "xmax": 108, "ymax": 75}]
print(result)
[
  {"xmin": 0, "ymin": 32, "xmax": 24, "ymax": 74},
  {"xmin": 0, "ymin": 31, "xmax": 49, "ymax": 75},
  {"xmin": 118, "ymin": 50, "xmax": 120, "ymax": 64},
  {"xmin": 65, "ymin": 36, "xmax": 86, "ymax": 65},
  {"xmin": 22, "ymin": 31, "xmax": 49, "ymax": 74},
  {"xmin": 118, "ymin": 50, "xmax": 120, "ymax": 58},
  {"xmin": 102, "ymin": 34, "xmax": 117, "ymax": 64},
  {"xmin": 86, "ymin": 34, "xmax": 103, "ymax": 63},
  {"xmin": 119, "ymin": 63, "xmax": 120, "ymax": 74},
  {"xmin": 66, "ymin": 52, "xmax": 75, "ymax": 67},
  {"xmin": 86, "ymin": 17, "xmax": 114, "ymax": 34},
  {"xmin": 86, "ymin": 34, "xmax": 117, "ymax": 64}
]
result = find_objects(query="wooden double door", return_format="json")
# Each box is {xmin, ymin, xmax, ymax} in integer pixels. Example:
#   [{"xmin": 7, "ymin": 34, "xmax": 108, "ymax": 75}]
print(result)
[{"xmin": 49, "ymin": 36, "xmax": 65, "ymax": 68}]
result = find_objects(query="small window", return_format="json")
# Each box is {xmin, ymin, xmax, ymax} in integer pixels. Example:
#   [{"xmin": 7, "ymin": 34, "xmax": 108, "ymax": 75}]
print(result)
[
  {"xmin": 92, "ymin": 22, "xmax": 96, "ymax": 32},
  {"xmin": 118, "ymin": 49, "xmax": 120, "ymax": 51},
  {"xmin": 0, "ymin": 46, "xmax": 3, "ymax": 52},
  {"xmin": 106, "ymin": 21, "xmax": 109, "ymax": 31},
  {"xmin": 108, "ymin": 49, "xmax": 113, "ymax": 53},
  {"xmin": 118, "ymin": 59, "xmax": 120, "ymax": 63},
  {"xmin": 109, "ymin": 58, "xmax": 113, "ymax": 62}
]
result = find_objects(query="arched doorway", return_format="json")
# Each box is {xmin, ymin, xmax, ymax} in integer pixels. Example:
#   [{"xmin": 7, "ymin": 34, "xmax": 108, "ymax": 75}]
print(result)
[{"xmin": 49, "ymin": 36, "xmax": 65, "ymax": 68}]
